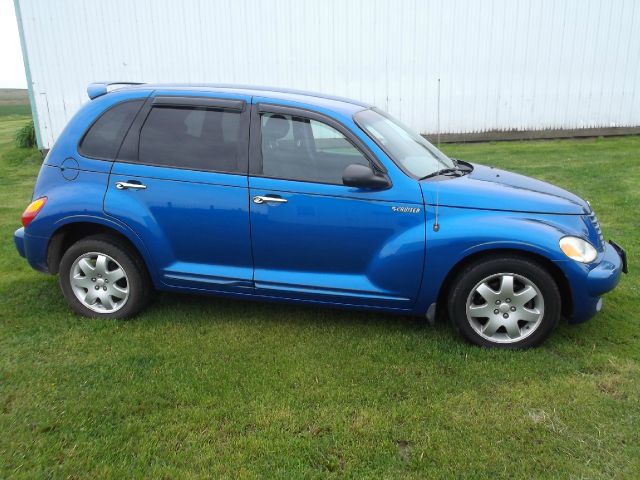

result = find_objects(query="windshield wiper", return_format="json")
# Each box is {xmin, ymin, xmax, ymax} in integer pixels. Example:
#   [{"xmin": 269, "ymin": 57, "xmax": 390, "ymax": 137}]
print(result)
[
  {"xmin": 419, "ymin": 167, "xmax": 464, "ymax": 180},
  {"xmin": 451, "ymin": 157, "xmax": 473, "ymax": 172}
]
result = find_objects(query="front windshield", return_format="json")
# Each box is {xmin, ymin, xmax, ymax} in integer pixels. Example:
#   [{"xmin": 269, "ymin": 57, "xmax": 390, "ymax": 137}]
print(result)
[{"xmin": 354, "ymin": 108, "xmax": 454, "ymax": 178}]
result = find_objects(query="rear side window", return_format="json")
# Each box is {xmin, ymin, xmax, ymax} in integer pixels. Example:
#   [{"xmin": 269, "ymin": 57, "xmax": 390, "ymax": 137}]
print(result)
[
  {"xmin": 138, "ymin": 106, "xmax": 242, "ymax": 173},
  {"xmin": 79, "ymin": 100, "xmax": 144, "ymax": 160}
]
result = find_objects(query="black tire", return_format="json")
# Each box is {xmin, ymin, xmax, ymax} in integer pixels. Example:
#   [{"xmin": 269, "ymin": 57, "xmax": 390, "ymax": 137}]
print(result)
[
  {"xmin": 59, "ymin": 235, "xmax": 151, "ymax": 319},
  {"xmin": 447, "ymin": 255, "xmax": 561, "ymax": 349}
]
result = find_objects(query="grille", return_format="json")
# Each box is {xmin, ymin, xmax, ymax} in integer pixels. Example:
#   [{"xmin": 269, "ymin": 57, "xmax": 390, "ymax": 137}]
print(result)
[{"xmin": 588, "ymin": 210, "xmax": 606, "ymax": 249}]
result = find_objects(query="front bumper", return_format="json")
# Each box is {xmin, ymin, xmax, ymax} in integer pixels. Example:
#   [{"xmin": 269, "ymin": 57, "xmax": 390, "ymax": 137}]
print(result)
[{"xmin": 568, "ymin": 240, "xmax": 626, "ymax": 324}]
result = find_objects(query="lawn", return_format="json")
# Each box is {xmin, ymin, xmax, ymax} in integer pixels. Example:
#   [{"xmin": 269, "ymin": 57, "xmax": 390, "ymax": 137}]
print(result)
[
  {"xmin": 0, "ymin": 89, "xmax": 31, "ymax": 117},
  {"xmin": 1, "ymin": 112, "xmax": 638, "ymax": 479}
]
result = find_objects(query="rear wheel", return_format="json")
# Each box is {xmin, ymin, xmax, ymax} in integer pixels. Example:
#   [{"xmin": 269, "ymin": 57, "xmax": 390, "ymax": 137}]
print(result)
[
  {"xmin": 59, "ymin": 235, "xmax": 150, "ymax": 319},
  {"xmin": 447, "ymin": 256, "xmax": 561, "ymax": 348}
]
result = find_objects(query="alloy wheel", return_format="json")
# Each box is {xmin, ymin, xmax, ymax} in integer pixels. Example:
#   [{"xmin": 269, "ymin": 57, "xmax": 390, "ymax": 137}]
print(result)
[
  {"xmin": 69, "ymin": 252, "xmax": 129, "ymax": 313},
  {"xmin": 465, "ymin": 272, "xmax": 545, "ymax": 344}
]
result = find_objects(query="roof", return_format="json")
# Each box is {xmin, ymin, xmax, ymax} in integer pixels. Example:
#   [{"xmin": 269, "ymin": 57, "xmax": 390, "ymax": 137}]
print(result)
[{"xmin": 87, "ymin": 82, "xmax": 372, "ymax": 114}]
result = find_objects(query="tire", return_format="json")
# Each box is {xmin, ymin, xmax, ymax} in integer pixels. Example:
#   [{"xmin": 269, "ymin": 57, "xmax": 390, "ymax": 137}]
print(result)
[
  {"xmin": 59, "ymin": 235, "xmax": 151, "ymax": 319},
  {"xmin": 447, "ymin": 255, "xmax": 561, "ymax": 349}
]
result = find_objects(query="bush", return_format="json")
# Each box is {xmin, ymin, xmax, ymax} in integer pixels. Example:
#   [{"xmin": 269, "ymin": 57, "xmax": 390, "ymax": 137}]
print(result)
[{"xmin": 15, "ymin": 121, "xmax": 36, "ymax": 148}]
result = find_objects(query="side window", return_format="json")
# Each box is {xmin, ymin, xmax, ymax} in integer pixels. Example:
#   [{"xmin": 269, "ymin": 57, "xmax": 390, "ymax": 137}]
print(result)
[
  {"xmin": 79, "ymin": 100, "xmax": 144, "ymax": 160},
  {"xmin": 260, "ymin": 114, "xmax": 369, "ymax": 184},
  {"xmin": 138, "ymin": 106, "xmax": 242, "ymax": 173}
]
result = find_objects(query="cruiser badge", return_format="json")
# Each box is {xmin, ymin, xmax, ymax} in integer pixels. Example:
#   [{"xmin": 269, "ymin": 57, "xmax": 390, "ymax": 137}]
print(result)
[{"xmin": 391, "ymin": 206, "xmax": 421, "ymax": 214}]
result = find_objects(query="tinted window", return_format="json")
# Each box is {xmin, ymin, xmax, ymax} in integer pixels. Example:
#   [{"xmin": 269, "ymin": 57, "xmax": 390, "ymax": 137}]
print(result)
[
  {"xmin": 79, "ymin": 100, "xmax": 144, "ymax": 160},
  {"xmin": 139, "ymin": 106, "xmax": 241, "ymax": 173},
  {"xmin": 260, "ymin": 114, "xmax": 368, "ymax": 184}
]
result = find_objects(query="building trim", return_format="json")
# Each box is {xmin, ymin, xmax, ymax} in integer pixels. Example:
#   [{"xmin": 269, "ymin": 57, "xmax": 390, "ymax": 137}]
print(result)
[
  {"xmin": 13, "ymin": 0, "xmax": 42, "ymax": 149},
  {"xmin": 424, "ymin": 126, "xmax": 640, "ymax": 144}
]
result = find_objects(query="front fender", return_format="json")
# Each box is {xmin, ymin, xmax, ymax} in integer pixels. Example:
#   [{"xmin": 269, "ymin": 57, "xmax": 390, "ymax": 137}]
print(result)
[{"xmin": 415, "ymin": 206, "xmax": 583, "ymax": 314}]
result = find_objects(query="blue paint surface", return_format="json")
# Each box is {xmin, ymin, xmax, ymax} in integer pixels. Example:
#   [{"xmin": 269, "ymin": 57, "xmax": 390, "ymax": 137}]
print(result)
[{"xmin": 15, "ymin": 84, "xmax": 624, "ymax": 323}]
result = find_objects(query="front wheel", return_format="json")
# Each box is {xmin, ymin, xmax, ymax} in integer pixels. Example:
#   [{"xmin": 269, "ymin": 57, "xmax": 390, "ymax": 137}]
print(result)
[
  {"xmin": 59, "ymin": 235, "xmax": 150, "ymax": 319},
  {"xmin": 447, "ymin": 256, "xmax": 561, "ymax": 348}
]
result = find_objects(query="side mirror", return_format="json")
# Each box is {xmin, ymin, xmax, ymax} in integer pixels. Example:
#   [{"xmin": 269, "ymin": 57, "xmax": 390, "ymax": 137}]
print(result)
[{"xmin": 342, "ymin": 164, "xmax": 391, "ymax": 189}]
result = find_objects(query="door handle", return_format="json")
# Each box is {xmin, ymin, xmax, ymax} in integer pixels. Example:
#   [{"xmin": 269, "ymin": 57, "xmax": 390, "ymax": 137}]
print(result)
[
  {"xmin": 253, "ymin": 195, "xmax": 287, "ymax": 204},
  {"xmin": 116, "ymin": 181, "xmax": 146, "ymax": 190}
]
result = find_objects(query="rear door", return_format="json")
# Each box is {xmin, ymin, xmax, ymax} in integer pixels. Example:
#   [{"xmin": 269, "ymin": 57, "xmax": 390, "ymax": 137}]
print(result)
[
  {"xmin": 248, "ymin": 102, "xmax": 425, "ymax": 309},
  {"xmin": 104, "ymin": 93, "xmax": 253, "ymax": 293}
]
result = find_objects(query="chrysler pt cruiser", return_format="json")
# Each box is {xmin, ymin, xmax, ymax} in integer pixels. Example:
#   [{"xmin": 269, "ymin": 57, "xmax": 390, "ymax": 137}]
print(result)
[{"xmin": 14, "ymin": 83, "xmax": 627, "ymax": 348}]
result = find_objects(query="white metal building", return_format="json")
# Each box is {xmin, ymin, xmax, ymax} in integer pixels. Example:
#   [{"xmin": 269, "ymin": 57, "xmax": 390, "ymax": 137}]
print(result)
[{"xmin": 15, "ymin": 0, "xmax": 640, "ymax": 149}]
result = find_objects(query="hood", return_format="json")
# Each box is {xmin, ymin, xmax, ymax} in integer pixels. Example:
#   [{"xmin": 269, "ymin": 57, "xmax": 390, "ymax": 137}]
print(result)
[{"xmin": 421, "ymin": 163, "xmax": 589, "ymax": 215}]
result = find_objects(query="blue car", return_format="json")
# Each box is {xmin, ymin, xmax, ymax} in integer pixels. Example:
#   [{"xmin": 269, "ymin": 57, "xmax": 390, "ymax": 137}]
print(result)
[{"xmin": 14, "ymin": 82, "xmax": 627, "ymax": 348}]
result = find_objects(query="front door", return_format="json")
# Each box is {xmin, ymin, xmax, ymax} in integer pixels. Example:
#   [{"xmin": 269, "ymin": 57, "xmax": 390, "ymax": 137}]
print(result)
[
  {"xmin": 248, "ymin": 102, "xmax": 425, "ymax": 309},
  {"xmin": 104, "ymin": 93, "xmax": 254, "ymax": 293}
]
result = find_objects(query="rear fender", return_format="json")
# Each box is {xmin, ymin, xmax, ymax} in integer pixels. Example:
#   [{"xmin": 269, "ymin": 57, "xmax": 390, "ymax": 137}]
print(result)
[{"xmin": 47, "ymin": 215, "xmax": 159, "ymax": 285}]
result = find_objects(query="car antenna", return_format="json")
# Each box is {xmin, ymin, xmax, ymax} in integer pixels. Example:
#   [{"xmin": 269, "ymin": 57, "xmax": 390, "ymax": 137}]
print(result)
[
  {"xmin": 433, "ymin": 77, "xmax": 441, "ymax": 232},
  {"xmin": 437, "ymin": 77, "xmax": 441, "ymax": 148},
  {"xmin": 433, "ymin": 187, "xmax": 440, "ymax": 232}
]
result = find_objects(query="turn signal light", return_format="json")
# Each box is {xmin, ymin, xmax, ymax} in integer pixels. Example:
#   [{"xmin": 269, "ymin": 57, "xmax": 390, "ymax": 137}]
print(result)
[{"xmin": 21, "ymin": 197, "xmax": 47, "ymax": 228}]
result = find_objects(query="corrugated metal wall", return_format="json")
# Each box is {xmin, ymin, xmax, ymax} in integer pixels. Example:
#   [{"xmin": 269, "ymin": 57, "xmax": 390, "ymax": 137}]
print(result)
[{"xmin": 16, "ymin": 0, "xmax": 640, "ymax": 149}]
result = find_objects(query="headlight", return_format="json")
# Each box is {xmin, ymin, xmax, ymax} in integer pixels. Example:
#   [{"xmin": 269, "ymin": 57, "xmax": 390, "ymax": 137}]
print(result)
[{"xmin": 559, "ymin": 236, "xmax": 598, "ymax": 263}]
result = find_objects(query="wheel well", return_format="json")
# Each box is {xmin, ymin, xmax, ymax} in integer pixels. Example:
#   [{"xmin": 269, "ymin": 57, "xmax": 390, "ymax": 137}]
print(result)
[
  {"xmin": 436, "ymin": 249, "xmax": 573, "ymax": 320},
  {"xmin": 47, "ymin": 222, "xmax": 148, "ymax": 277}
]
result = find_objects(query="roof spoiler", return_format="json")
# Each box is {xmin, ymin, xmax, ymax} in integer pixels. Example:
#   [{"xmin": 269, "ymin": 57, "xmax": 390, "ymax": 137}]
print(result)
[{"xmin": 87, "ymin": 81, "xmax": 145, "ymax": 100}]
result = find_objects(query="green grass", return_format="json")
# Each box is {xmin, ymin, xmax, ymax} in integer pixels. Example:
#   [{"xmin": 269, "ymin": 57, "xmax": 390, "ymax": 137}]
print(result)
[
  {"xmin": 1, "ymin": 115, "xmax": 639, "ymax": 478},
  {"xmin": 0, "ymin": 89, "xmax": 31, "ymax": 117},
  {"xmin": 0, "ymin": 104, "xmax": 31, "ymax": 117}
]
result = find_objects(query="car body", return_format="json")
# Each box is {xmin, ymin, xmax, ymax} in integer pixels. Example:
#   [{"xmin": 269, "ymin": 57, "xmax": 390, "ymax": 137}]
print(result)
[{"xmin": 14, "ymin": 82, "xmax": 627, "ymax": 348}]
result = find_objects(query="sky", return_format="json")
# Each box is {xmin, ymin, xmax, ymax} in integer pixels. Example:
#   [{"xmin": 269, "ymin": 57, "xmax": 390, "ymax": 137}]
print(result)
[{"xmin": 0, "ymin": 0, "xmax": 28, "ymax": 88}]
